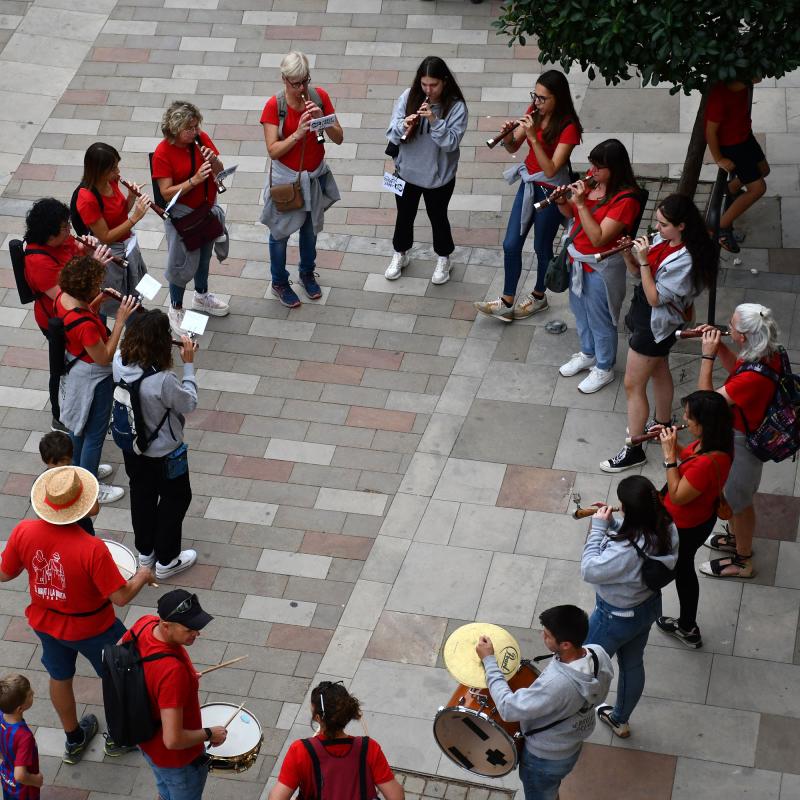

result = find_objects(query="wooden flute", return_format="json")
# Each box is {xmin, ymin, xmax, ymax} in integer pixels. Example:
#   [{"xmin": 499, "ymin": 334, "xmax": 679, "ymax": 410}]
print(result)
[
  {"xmin": 486, "ymin": 121, "xmax": 521, "ymax": 149},
  {"xmin": 593, "ymin": 234, "xmax": 653, "ymax": 263},
  {"xmin": 301, "ymin": 92, "xmax": 326, "ymax": 144},
  {"xmin": 400, "ymin": 95, "xmax": 430, "ymax": 143},
  {"xmin": 573, "ymin": 504, "xmax": 620, "ymax": 519},
  {"xmin": 532, "ymin": 175, "xmax": 598, "ymax": 211},
  {"xmin": 194, "ymin": 136, "xmax": 227, "ymax": 193},
  {"xmin": 120, "ymin": 178, "xmax": 167, "ymax": 219},
  {"xmin": 72, "ymin": 235, "xmax": 128, "ymax": 269},
  {"xmin": 675, "ymin": 327, "xmax": 731, "ymax": 339},
  {"xmin": 625, "ymin": 423, "xmax": 688, "ymax": 446}
]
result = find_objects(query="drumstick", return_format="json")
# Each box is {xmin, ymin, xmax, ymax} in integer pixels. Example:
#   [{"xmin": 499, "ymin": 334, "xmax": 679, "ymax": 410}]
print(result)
[
  {"xmin": 223, "ymin": 701, "xmax": 246, "ymax": 730},
  {"xmin": 198, "ymin": 655, "xmax": 249, "ymax": 676}
]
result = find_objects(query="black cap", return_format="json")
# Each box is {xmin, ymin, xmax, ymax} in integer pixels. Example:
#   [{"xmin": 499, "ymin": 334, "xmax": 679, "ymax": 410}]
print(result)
[{"xmin": 157, "ymin": 590, "xmax": 213, "ymax": 630}]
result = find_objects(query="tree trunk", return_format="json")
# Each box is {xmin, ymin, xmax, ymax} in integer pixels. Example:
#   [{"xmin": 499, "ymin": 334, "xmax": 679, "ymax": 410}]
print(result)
[{"xmin": 676, "ymin": 94, "xmax": 709, "ymax": 198}]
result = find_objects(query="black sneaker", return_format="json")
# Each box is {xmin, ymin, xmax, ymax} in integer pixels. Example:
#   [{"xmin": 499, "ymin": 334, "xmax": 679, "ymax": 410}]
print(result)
[
  {"xmin": 656, "ymin": 616, "xmax": 703, "ymax": 649},
  {"xmin": 63, "ymin": 714, "xmax": 99, "ymax": 765},
  {"xmin": 51, "ymin": 417, "xmax": 69, "ymax": 433},
  {"xmin": 600, "ymin": 445, "xmax": 646, "ymax": 473},
  {"xmin": 103, "ymin": 732, "xmax": 137, "ymax": 757}
]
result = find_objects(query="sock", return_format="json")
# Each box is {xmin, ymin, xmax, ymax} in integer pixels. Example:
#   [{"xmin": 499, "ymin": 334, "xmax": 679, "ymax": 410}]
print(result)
[
  {"xmin": 66, "ymin": 726, "xmax": 83, "ymax": 745},
  {"xmin": 501, "ymin": 297, "xmax": 513, "ymax": 308},
  {"xmin": 532, "ymin": 291, "xmax": 545, "ymax": 299}
]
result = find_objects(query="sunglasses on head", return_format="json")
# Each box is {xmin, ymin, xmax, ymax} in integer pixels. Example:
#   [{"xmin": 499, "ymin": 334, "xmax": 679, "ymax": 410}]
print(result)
[{"xmin": 165, "ymin": 593, "xmax": 198, "ymax": 620}]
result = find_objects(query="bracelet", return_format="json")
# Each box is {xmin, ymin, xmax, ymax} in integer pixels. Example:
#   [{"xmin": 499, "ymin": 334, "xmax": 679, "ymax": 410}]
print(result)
[
  {"xmin": 664, "ymin": 461, "xmax": 678, "ymax": 469},
  {"xmin": 204, "ymin": 727, "xmax": 212, "ymax": 741},
  {"xmin": 638, "ymin": 261, "xmax": 648, "ymax": 267},
  {"xmin": 702, "ymin": 355, "xmax": 716, "ymax": 361},
  {"xmin": 188, "ymin": 177, "xmax": 194, "ymax": 187}
]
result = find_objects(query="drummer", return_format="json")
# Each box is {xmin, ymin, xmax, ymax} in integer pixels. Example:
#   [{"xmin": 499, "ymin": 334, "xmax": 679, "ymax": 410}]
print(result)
[
  {"xmin": 124, "ymin": 590, "xmax": 226, "ymax": 800},
  {"xmin": 0, "ymin": 466, "xmax": 154, "ymax": 766},
  {"xmin": 476, "ymin": 606, "xmax": 613, "ymax": 800}
]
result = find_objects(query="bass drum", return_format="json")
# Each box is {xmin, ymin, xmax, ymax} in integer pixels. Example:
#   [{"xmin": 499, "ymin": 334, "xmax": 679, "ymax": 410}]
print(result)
[{"xmin": 433, "ymin": 661, "xmax": 539, "ymax": 777}]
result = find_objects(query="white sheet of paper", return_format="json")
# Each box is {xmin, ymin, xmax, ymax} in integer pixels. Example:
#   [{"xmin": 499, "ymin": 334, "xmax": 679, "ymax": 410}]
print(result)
[
  {"xmin": 135, "ymin": 273, "xmax": 162, "ymax": 301},
  {"xmin": 216, "ymin": 164, "xmax": 238, "ymax": 182},
  {"xmin": 165, "ymin": 188, "xmax": 182, "ymax": 212},
  {"xmin": 125, "ymin": 231, "xmax": 138, "ymax": 257},
  {"xmin": 180, "ymin": 310, "xmax": 208, "ymax": 336},
  {"xmin": 310, "ymin": 113, "xmax": 336, "ymax": 132},
  {"xmin": 382, "ymin": 172, "xmax": 405, "ymax": 196}
]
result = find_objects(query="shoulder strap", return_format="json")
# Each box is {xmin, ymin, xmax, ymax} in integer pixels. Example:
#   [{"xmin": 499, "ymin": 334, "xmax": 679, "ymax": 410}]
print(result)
[
  {"xmin": 358, "ymin": 736, "xmax": 369, "ymax": 800},
  {"xmin": 300, "ymin": 738, "xmax": 323, "ymax": 800},
  {"xmin": 276, "ymin": 91, "xmax": 287, "ymax": 140},
  {"xmin": 24, "ymin": 247, "xmax": 59, "ymax": 264}
]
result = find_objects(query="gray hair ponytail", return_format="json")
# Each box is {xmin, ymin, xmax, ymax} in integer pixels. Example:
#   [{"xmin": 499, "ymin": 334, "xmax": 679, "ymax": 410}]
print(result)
[{"xmin": 735, "ymin": 303, "xmax": 780, "ymax": 362}]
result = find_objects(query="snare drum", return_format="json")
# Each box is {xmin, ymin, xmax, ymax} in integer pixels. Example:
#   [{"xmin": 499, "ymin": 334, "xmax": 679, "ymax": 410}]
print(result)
[
  {"xmin": 103, "ymin": 539, "xmax": 137, "ymax": 580},
  {"xmin": 201, "ymin": 703, "xmax": 263, "ymax": 773},
  {"xmin": 433, "ymin": 661, "xmax": 539, "ymax": 777}
]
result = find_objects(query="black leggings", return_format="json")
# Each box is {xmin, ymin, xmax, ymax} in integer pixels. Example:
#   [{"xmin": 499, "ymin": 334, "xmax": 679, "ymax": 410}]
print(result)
[
  {"xmin": 675, "ymin": 515, "xmax": 717, "ymax": 630},
  {"xmin": 393, "ymin": 177, "xmax": 456, "ymax": 257}
]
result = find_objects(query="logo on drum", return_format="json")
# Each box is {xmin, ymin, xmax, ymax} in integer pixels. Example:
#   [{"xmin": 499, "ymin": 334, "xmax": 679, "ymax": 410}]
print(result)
[{"xmin": 498, "ymin": 646, "xmax": 519, "ymax": 675}]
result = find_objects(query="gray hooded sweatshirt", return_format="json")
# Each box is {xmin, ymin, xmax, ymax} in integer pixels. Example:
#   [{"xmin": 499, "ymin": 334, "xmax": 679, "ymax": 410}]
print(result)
[
  {"xmin": 581, "ymin": 515, "xmax": 679, "ymax": 608},
  {"xmin": 483, "ymin": 646, "xmax": 613, "ymax": 760},
  {"xmin": 112, "ymin": 352, "xmax": 198, "ymax": 458}
]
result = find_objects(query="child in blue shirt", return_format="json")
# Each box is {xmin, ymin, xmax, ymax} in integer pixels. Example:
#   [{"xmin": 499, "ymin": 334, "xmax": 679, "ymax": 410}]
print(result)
[{"xmin": 0, "ymin": 674, "xmax": 42, "ymax": 800}]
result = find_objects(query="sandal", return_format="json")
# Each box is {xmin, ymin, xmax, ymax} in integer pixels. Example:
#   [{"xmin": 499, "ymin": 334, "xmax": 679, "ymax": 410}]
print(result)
[
  {"xmin": 700, "ymin": 554, "xmax": 755, "ymax": 579},
  {"xmin": 719, "ymin": 228, "xmax": 740, "ymax": 254},
  {"xmin": 704, "ymin": 526, "xmax": 755, "ymax": 556}
]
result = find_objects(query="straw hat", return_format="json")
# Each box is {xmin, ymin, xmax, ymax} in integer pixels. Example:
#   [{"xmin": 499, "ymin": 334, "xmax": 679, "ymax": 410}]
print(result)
[{"xmin": 30, "ymin": 466, "xmax": 98, "ymax": 526}]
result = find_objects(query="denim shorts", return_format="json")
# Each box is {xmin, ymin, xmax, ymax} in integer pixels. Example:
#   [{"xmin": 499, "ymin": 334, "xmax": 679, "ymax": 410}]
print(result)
[
  {"xmin": 35, "ymin": 617, "xmax": 126, "ymax": 680},
  {"xmin": 141, "ymin": 751, "xmax": 209, "ymax": 800}
]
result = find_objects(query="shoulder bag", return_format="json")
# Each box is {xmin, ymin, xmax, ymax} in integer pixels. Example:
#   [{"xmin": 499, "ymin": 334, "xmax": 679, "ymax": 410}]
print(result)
[
  {"xmin": 269, "ymin": 118, "xmax": 307, "ymax": 214},
  {"xmin": 170, "ymin": 144, "xmax": 224, "ymax": 251}
]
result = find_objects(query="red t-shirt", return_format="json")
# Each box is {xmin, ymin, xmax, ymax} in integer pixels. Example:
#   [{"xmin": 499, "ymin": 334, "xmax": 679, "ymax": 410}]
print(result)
[
  {"xmin": 704, "ymin": 82, "xmax": 751, "ymax": 147},
  {"xmin": 277, "ymin": 736, "xmax": 394, "ymax": 795},
  {"xmin": 0, "ymin": 519, "xmax": 124, "ymax": 640},
  {"xmin": 0, "ymin": 716, "xmax": 40, "ymax": 800},
  {"xmin": 122, "ymin": 616, "xmax": 204, "ymax": 768},
  {"xmin": 524, "ymin": 117, "xmax": 581, "ymax": 180},
  {"xmin": 260, "ymin": 87, "xmax": 335, "ymax": 172},
  {"xmin": 662, "ymin": 441, "xmax": 732, "ymax": 529},
  {"xmin": 151, "ymin": 130, "xmax": 219, "ymax": 209},
  {"xmin": 55, "ymin": 294, "xmax": 107, "ymax": 364},
  {"xmin": 573, "ymin": 192, "xmax": 641, "ymax": 271},
  {"xmin": 647, "ymin": 240, "xmax": 683, "ymax": 278},
  {"xmin": 24, "ymin": 239, "xmax": 81, "ymax": 331},
  {"xmin": 76, "ymin": 182, "xmax": 129, "ymax": 236},
  {"xmin": 725, "ymin": 353, "xmax": 782, "ymax": 433}
]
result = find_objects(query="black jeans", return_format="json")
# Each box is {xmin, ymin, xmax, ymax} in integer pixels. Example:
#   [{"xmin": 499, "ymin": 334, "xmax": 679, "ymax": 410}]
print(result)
[
  {"xmin": 675, "ymin": 515, "xmax": 717, "ymax": 630},
  {"xmin": 123, "ymin": 449, "xmax": 192, "ymax": 566},
  {"xmin": 393, "ymin": 177, "xmax": 456, "ymax": 257}
]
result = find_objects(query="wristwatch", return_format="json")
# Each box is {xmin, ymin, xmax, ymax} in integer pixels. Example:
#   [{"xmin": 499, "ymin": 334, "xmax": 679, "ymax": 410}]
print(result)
[
  {"xmin": 663, "ymin": 461, "xmax": 678, "ymax": 469},
  {"xmin": 204, "ymin": 727, "xmax": 213, "ymax": 741}
]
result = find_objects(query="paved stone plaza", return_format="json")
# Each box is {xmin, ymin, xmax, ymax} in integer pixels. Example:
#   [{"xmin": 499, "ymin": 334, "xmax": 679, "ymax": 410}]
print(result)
[{"xmin": 0, "ymin": 0, "xmax": 800, "ymax": 798}]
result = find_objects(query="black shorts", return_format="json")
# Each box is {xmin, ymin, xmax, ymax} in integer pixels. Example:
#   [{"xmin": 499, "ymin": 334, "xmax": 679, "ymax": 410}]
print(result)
[
  {"xmin": 720, "ymin": 133, "xmax": 767, "ymax": 185},
  {"xmin": 625, "ymin": 285, "xmax": 677, "ymax": 358}
]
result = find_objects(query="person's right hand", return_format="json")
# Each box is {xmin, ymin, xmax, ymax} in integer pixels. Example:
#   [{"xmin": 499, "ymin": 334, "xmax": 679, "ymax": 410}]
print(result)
[
  {"xmin": 134, "ymin": 565, "xmax": 156, "ymax": 585},
  {"xmin": 179, "ymin": 334, "xmax": 196, "ymax": 363},
  {"xmin": 659, "ymin": 427, "xmax": 678, "ymax": 461},
  {"xmin": 116, "ymin": 294, "xmax": 140, "ymax": 324},
  {"xmin": 193, "ymin": 160, "xmax": 213, "ymax": 185},
  {"xmin": 208, "ymin": 726, "xmax": 227, "ymax": 747},
  {"xmin": 717, "ymin": 157, "xmax": 736, "ymax": 173},
  {"xmin": 130, "ymin": 195, "xmax": 150, "ymax": 223},
  {"xmin": 701, "ymin": 328, "xmax": 721, "ymax": 357}
]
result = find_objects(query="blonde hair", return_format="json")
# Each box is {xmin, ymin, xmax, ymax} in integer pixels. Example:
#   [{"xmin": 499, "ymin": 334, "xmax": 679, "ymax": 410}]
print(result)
[
  {"xmin": 280, "ymin": 51, "xmax": 310, "ymax": 82},
  {"xmin": 0, "ymin": 674, "xmax": 31, "ymax": 714},
  {"xmin": 734, "ymin": 303, "xmax": 780, "ymax": 362},
  {"xmin": 161, "ymin": 101, "xmax": 203, "ymax": 140}
]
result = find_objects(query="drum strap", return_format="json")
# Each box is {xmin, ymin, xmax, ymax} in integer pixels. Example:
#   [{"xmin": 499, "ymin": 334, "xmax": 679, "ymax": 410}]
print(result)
[{"xmin": 524, "ymin": 648, "xmax": 599, "ymax": 738}]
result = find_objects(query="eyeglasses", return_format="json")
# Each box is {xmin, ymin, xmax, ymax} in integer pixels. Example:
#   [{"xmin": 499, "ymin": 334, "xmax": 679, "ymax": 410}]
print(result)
[
  {"xmin": 530, "ymin": 92, "xmax": 550, "ymax": 104},
  {"xmin": 165, "ymin": 593, "xmax": 198, "ymax": 620},
  {"xmin": 285, "ymin": 75, "xmax": 311, "ymax": 89}
]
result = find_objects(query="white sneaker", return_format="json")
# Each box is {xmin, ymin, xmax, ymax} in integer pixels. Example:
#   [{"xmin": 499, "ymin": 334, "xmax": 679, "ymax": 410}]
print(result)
[
  {"xmin": 578, "ymin": 366, "xmax": 615, "ymax": 394},
  {"xmin": 155, "ymin": 549, "xmax": 198, "ymax": 580},
  {"xmin": 168, "ymin": 307, "xmax": 186, "ymax": 337},
  {"xmin": 192, "ymin": 292, "xmax": 229, "ymax": 317},
  {"xmin": 385, "ymin": 251, "xmax": 409, "ymax": 280},
  {"xmin": 559, "ymin": 352, "xmax": 596, "ymax": 377},
  {"xmin": 431, "ymin": 256, "xmax": 451, "ymax": 285},
  {"xmin": 97, "ymin": 484, "xmax": 125, "ymax": 504},
  {"xmin": 138, "ymin": 552, "xmax": 156, "ymax": 568},
  {"xmin": 97, "ymin": 464, "xmax": 113, "ymax": 480}
]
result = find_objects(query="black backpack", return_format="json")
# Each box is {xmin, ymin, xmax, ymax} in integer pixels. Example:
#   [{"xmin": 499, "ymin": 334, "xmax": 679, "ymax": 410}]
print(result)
[
  {"xmin": 69, "ymin": 185, "xmax": 104, "ymax": 237},
  {"xmin": 101, "ymin": 619, "xmax": 180, "ymax": 747},
  {"xmin": 9, "ymin": 239, "xmax": 52, "ymax": 305},
  {"xmin": 48, "ymin": 308, "xmax": 97, "ymax": 380}
]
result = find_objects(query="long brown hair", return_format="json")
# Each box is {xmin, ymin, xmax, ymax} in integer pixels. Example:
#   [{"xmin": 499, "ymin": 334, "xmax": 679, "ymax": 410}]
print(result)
[
  {"xmin": 611, "ymin": 475, "xmax": 674, "ymax": 556},
  {"xmin": 405, "ymin": 56, "xmax": 465, "ymax": 120},
  {"xmin": 529, "ymin": 70, "xmax": 583, "ymax": 146},
  {"xmin": 588, "ymin": 138, "xmax": 640, "ymax": 201},
  {"xmin": 82, "ymin": 142, "xmax": 120, "ymax": 190},
  {"xmin": 119, "ymin": 309, "xmax": 173, "ymax": 371}
]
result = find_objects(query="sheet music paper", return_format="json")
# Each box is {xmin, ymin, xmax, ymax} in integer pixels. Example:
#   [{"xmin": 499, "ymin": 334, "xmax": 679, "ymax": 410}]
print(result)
[
  {"xmin": 382, "ymin": 172, "xmax": 405, "ymax": 196},
  {"xmin": 135, "ymin": 273, "xmax": 162, "ymax": 301},
  {"xmin": 310, "ymin": 114, "xmax": 336, "ymax": 132},
  {"xmin": 216, "ymin": 165, "xmax": 238, "ymax": 182},
  {"xmin": 180, "ymin": 310, "xmax": 209, "ymax": 336},
  {"xmin": 165, "ymin": 188, "xmax": 182, "ymax": 212}
]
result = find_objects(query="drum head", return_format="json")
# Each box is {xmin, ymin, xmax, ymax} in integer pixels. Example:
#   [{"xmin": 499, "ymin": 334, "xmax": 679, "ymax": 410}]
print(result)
[
  {"xmin": 443, "ymin": 623, "xmax": 521, "ymax": 688},
  {"xmin": 201, "ymin": 703, "xmax": 262, "ymax": 758},
  {"xmin": 103, "ymin": 540, "xmax": 136, "ymax": 580},
  {"xmin": 433, "ymin": 706, "xmax": 517, "ymax": 777}
]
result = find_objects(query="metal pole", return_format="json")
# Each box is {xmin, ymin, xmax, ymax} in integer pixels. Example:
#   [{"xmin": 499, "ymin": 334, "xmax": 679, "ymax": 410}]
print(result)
[{"xmin": 704, "ymin": 168, "xmax": 727, "ymax": 326}]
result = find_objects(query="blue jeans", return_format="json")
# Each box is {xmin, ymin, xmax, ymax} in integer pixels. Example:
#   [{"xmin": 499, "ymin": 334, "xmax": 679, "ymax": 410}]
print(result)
[
  {"xmin": 569, "ymin": 269, "xmax": 618, "ymax": 370},
  {"xmin": 269, "ymin": 211, "xmax": 317, "ymax": 285},
  {"xmin": 519, "ymin": 746, "xmax": 581, "ymax": 800},
  {"xmin": 169, "ymin": 241, "xmax": 213, "ymax": 307},
  {"xmin": 587, "ymin": 592, "xmax": 661, "ymax": 724},
  {"xmin": 70, "ymin": 375, "xmax": 113, "ymax": 478},
  {"xmin": 141, "ymin": 751, "xmax": 208, "ymax": 800},
  {"xmin": 503, "ymin": 182, "xmax": 563, "ymax": 296},
  {"xmin": 35, "ymin": 618, "xmax": 126, "ymax": 680}
]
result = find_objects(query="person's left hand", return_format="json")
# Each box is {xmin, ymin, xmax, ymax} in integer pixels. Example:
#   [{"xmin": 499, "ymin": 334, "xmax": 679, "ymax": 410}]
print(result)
[
  {"xmin": 476, "ymin": 635, "xmax": 494, "ymax": 660},
  {"xmin": 594, "ymin": 505, "xmax": 613, "ymax": 521},
  {"xmin": 417, "ymin": 101, "xmax": 436, "ymax": 122},
  {"xmin": 519, "ymin": 112, "xmax": 535, "ymax": 134}
]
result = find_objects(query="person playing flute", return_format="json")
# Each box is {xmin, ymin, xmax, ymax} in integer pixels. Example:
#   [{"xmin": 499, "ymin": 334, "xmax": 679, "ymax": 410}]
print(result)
[
  {"xmin": 600, "ymin": 194, "xmax": 717, "ymax": 472},
  {"xmin": 384, "ymin": 56, "xmax": 467, "ymax": 286},
  {"xmin": 475, "ymin": 70, "xmax": 582, "ymax": 322}
]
